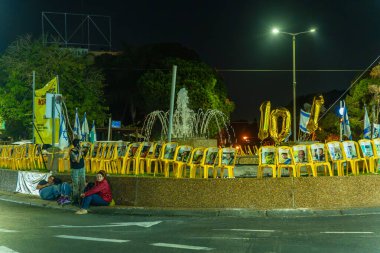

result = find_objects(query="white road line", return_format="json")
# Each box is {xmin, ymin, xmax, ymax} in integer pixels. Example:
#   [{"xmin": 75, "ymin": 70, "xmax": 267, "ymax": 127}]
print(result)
[
  {"xmin": 0, "ymin": 229, "xmax": 18, "ymax": 233},
  {"xmin": 191, "ymin": 236, "xmax": 252, "ymax": 240},
  {"xmin": 320, "ymin": 232, "xmax": 374, "ymax": 234},
  {"xmin": 213, "ymin": 229, "xmax": 276, "ymax": 232},
  {"xmin": 151, "ymin": 243, "xmax": 214, "ymax": 251},
  {"xmin": 55, "ymin": 235, "xmax": 129, "ymax": 243},
  {"xmin": 0, "ymin": 246, "xmax": 19, "ymax": 253},
  {"xmin": 50, "ymin": 221, "xmax": 162, "ymax": 228}
]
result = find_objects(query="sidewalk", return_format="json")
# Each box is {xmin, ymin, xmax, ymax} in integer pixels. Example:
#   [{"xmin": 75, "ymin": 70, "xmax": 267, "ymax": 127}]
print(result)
[{"xmin": 2, "ymin": 190, "xmax": 380, "ymax": 218}]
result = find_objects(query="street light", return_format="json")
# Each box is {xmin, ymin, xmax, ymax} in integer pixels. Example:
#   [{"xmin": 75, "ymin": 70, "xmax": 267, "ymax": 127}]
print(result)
[{"xmin": 272, "ymin": 27, "xmax": 316, "ymax": 142}]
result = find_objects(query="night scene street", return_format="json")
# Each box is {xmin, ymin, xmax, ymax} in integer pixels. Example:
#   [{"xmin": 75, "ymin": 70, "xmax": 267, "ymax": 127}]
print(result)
[
  {"xmin": 1, "ymin": 1, "xmax": 380, "ymax": 253},
  {"xmin": 1, "ymin": 200, "xmax": 380, "ymax": 253}
]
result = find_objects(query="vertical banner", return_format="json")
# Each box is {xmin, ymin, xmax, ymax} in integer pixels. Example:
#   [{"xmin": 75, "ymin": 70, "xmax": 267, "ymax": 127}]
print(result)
[{"xmin": 34, "ymin": 77, "xmax": 59, "ymax": 144}]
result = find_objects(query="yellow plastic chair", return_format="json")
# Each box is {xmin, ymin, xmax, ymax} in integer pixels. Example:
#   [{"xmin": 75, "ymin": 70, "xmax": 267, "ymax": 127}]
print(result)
[
  {"xmin": 292, "ymin": 145, "xmax": 316, "ymax": 177},
  {"xmin": 214, "ymin": 147, "xmax": 237, "ymax": 178},
  {"xmin": 257, "ymin": 146, "xmax": 277, "ymax": 178},
  {"xmin": 145, "ymin": 142, "xmax": 165, "ymax": 175},
  {"xmin": 172, "ymin": 145, "xmax": 193, "ymax": 178},
  {"xmin": 276, "ymin": 146, "xmax": 296, "ymax": 177},
  {"xmin": 159, "ymin": 142, "xmax": 178, "ymax": 177},
  {"xmin": 326, "ymin": 141, "xmax": 347, "ymax": 176},
  {"xmin": 137, "ymin": 142, "xmax": 154, "ymax": 174},
  {"xmin": 192, "ymin": 147, "xmax": 218, "ymax": 178},
  {"xmin": 101, "ymin": 143, "xmax": 119, "ymax": 174},
  {"xmin": 91, "ymin": 142, "xmax": 108, "ymax": 173},
  {"xmin": 120, "ymin": 142, "xmax": 140, "ymax": 174},
  {"xmin": 358, "ymin": 139, "xmax": 379, "ymax": 173},
  {"xmin": 371, "ymin": 138, "xmax": 380, "ymax": 172},
  {"xmin": 126, "ymin": 142, "xmax": 151, "ymax": 175},
  {"xmin": 310, "ymin": 143, "xmax": 333, "ymax": 176},
  {"xmin": 58, "ymin": 146, "xmax": 72, "ymax": 173},
  {"xmin": 188, "ymin": 147, "xmax": 205, "ymax": 178},
  {"xmin": 342, "ymin": 140, "xmax": 368, "ymax": 175}
]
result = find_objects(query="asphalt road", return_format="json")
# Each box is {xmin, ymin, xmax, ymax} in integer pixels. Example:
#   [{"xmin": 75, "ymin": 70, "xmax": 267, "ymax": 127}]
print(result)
[{"xmin": 1, "ymin": 200, "xmax": 380, "ymax": 253}]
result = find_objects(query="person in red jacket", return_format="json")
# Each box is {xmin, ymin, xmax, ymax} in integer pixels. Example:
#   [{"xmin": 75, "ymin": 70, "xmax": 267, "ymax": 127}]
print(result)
[{"xmin": 75, "ymin": 170, "xmax": 113, "ymax": 215}]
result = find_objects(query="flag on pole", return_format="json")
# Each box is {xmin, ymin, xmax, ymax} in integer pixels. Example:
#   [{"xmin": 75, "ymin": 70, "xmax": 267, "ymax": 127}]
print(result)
[
  {"xmin": 363, "ymin": 105, "xmax": 371, "ymax": 139},
  {"xmin": 81, "ymin": 112, "xmax": 90, "ymax": 141},
  {"xmin": 89, "ymin": 120, "xmax": 97, "ymax": 143},
  {"xmin": 299, "ymin": 109, "xmax": 311, "ymax": 133},
  {"xmin": 59, "ymin": 113, "xmax": 69, "ymax": 149},
  {"xmin": 342, "ymin": 101, "xmax": 352, "ymax": 140},
  {"xmin": 73, "ymin": 108, "xmax": 82, "ymax": 139},
  {"xmin": 373, "ymin": 123, "xmax": 380, "ymax": 139}
]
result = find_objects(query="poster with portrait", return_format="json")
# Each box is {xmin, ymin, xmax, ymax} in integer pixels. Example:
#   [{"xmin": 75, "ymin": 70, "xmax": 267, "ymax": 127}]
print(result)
[
  {"xmin": 278, "ymin": 147, "xmax": 292, "ymax": 165},
  {"xmin": 176, "ymin": 146, "xmax": 192, "ymax": 162},
  {"xmin": 327, "ymin": 142, "xmax": 343, "ymax": 161},
  {"xmin": 293, "ymin": 145, "xmax": 308, "ymax": 163},
  {"xmin": 128, "ymin": 142, "xmax": 140, "ymax": 157},
  {"xmin": 163, "ymin": 143, "xmax": 178, "ymax": 159},
  {"xmin": 261, "ymin": 147, "xmax": 276, "ymax": 165},
  {"xmin": 373, "ymin": 139, "xmax": 380, "ymax": 157},
  {"xmin": 154, "ymin": 142, "xmax": 164, "ymax": 158},
  {"xmin": 205, "ymin": 147, "xmax": 219, "ymax": 165},
  {"xmin": 140, "ymin": 142, "xmax": 152, "ymax": 158},
  {"xmin": 342, "ymin": 141, "xmax": 357, "ymax": 159},
  {"xmin": 310, "ymin": 143, "xmax": 326, "ymax": 162},
  {"xmin": 192, "ymin": 149, "xmax": 204, "ymax": 164},
  {"xmin": 221, "ymin": 148, "xmax": 235, "ymax": 165},
  {"xmin": 360, "ymin": 140, "xmax": 374, "ymax": 157}
]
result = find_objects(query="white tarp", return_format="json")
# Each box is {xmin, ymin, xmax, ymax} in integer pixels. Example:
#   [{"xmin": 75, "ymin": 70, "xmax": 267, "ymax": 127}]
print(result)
[{"xmin": 16, "ymin": 171, "xmax": 51, "ymax": 196}]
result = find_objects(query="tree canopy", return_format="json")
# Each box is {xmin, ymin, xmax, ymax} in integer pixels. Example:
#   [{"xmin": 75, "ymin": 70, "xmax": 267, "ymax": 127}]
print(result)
[{"xmin": 0, "ymin": 35, "xmax": 108, "ymax": 140}]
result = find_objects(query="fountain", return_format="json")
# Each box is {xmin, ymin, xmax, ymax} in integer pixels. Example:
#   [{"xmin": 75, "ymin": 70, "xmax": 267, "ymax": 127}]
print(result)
[{"xmin": 141, "ymin": 88, "xmax": 235, "ymax": 146}]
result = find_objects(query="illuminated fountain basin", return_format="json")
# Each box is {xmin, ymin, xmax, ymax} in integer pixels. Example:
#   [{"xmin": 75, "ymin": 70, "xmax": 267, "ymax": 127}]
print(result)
[{"xmin": 141, "ymin": 88, "xmax": 234, "ymax": 146}]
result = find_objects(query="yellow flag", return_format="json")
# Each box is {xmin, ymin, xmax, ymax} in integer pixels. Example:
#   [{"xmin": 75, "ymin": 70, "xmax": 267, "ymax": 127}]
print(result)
[{"xmin": 34, "ymin": 77, "xmax": 59, "ymax": 144}]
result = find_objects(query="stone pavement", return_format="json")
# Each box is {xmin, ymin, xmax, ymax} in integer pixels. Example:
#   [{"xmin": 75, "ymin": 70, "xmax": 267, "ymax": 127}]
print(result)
[{"xmin": 2, "ymin": 190, "xmax": 380, "ymax": 218}]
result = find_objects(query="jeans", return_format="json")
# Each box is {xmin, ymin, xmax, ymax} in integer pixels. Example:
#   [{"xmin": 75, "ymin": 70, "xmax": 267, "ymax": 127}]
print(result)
[
  {"xmin": 39, "ymin": 185, "xmax": 60, "ymax": 200},
  {"xmin": 60, "ymin": 182, "xmax": 72, "ymax": 197},
  {"xmin": 71, "ymin": 167, "xmax": 86, "ymax": 203},
  {"xmin": 81, "ymin": 194, "xmax": 109, "ymax": 210}
]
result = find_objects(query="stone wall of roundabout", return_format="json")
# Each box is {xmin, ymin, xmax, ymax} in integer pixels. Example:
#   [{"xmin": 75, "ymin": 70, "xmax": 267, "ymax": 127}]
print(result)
[{"xmin": 1, "ymin": 168, "xmax": 380, "ymax": 210}]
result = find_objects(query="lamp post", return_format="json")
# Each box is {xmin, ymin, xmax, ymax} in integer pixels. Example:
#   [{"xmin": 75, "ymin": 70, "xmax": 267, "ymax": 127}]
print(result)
[{"xmin": 272, "ymin": 28, "xmax": 316, "ymax": 142}]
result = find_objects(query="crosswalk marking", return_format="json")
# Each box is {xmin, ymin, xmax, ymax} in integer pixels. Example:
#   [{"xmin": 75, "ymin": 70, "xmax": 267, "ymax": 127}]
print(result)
[
  {"xmin": 55, "ymin": 235, "xmax": 129, "ymax": 243},
  {"xmin": 320, "ymin": 231, "xmax": 374, "ymax": 234},
  {"xmin": 151, "ymin": 243, "xmax": 213, "ymax": 251}
]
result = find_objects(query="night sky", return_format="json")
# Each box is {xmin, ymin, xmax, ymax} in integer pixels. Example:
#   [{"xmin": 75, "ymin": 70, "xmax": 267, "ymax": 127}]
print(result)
[{"xmin": 1, "ymin": 0, "xmax": 379, "ymax": 121}]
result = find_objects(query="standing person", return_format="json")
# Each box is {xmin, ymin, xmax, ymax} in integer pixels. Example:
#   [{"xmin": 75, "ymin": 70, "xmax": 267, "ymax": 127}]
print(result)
[
  {"xmin": 76, "ymin": 170, "xmax": 113, "ymax": 214},
  {"xmin": 70, "ymin": 138, "xmax": 86, "ymax": 205}
]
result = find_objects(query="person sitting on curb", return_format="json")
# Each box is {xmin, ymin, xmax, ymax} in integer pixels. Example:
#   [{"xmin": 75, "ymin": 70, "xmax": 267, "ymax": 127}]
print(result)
[
  {"xmin": 75, "ymin": 170, "xmax": 113, "ymax": 215},
  {"xmin": 36, "ymin": 175, "xmax": 71, "ymax": 205}
]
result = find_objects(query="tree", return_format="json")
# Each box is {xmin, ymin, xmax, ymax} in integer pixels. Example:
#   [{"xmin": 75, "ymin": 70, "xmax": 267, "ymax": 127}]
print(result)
[
  {"xmin": 0, "ymin": 35, "xmax": 108, "ymax": 140},
  {"xmin": 138, "ymin": 58, "xmax": 234, "ymax": 115}
]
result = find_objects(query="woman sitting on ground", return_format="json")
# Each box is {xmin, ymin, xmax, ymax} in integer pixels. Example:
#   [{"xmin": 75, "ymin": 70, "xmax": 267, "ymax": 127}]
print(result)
[{"xmin": 75, "ymin": 170, "xmax": 113, "ymax": 215}]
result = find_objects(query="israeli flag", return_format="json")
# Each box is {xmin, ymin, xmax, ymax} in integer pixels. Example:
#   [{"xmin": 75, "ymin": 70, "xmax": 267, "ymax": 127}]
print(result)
[
  {"xmin": 342, "ymin": 101, "xmax": 352, "ymax": 140},
  {"xmin": 299, "ymin": 109, "xmax": 311, "ymax": 133},
  {"xmin": 373, "ymin": 123, "xmax": 380, "ymax": 139},
  {"xmin": 59, "ymin": 113, "xmax": 69, "ymax": 149},
  {"xmin": 73, "ymin": 108, "xmax": 82, "ymax": 139},
  {"xmin": 363, "ymin": 105, "xmax": 371, "ymax": 139},
  {"xmin": 81, "ymin": 112, "xmax": 90, "ymax": 141},
  {"xmin": 89, "ymin": 120, "xmax": 97, "ymax": 143}
]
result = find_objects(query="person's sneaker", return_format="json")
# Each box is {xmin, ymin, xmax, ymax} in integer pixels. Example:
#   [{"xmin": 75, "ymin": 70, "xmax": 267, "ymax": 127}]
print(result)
[
  {"xmin": 61, "ymin": 197, "xmax": 71, "ymax": 206},
  {"xmin": 56, "ymin": 196, "xmax": 65, "ymax": 205},
  {"xmin": 75, "ymin": 209, "xmax": 88, "ymax": 215}
]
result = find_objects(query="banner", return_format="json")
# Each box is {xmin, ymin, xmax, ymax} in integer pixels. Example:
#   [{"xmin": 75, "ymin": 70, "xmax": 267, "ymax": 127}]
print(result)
[
  {"xmin": 299, "ymin": 109, "xmax": 311, "ymax": 133},
  {"xmin": 59, "ymin": 113, "xmax": 69, "ymax": 150},
  {"xmin": 73, "ymin": 108, "xmax": 82, "ymax": 139},
  {"xmin": 16, "ymin": 171, "xmax": 51, "ymax": 196},
  {"xmin": 342, "ymin": 101, "xmax": 352, "ymax": 140},
  {"xmin": 373, "ymin": 123, "xmax": 380, "ymax": 139},
  {"xmin": 363, "ymin": 106, "xmax": 371, "ymax": 139},
  {"xmin": 89, "ymin": 120, "xmax": 97, "ymax": 143},
  {"xmin": 34, "ymin": 77, "xmax": 59, "ymax": 144},
  {"xmin": 81, "ymin": 112, "xmax": 89, "ymax": 141}
]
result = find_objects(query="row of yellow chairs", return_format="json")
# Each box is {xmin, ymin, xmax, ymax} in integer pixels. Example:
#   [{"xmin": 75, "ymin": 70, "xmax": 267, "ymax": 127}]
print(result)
[
  {"xmin": 0, "ymin": 144, "xmax": 47, "ymax": 170},
  {"xmin": 58, "ymin": 141, "xmax": 238, "ymax": 178},
  {"xmin": 258, "ymin": 139, "xmax": 380, "ymax": 178}
]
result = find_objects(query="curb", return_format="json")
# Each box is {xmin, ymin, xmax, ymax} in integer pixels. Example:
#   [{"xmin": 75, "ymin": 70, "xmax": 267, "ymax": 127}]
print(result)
[{"xmin": 2, "ymin": 191, "xmax": 380, "ymax": 218}]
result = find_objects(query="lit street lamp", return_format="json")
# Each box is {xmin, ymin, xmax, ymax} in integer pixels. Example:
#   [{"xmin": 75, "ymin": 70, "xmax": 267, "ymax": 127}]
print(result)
[{"xmin": 272, "ymin": 27, "xmax": 316, "ymax": 142}]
